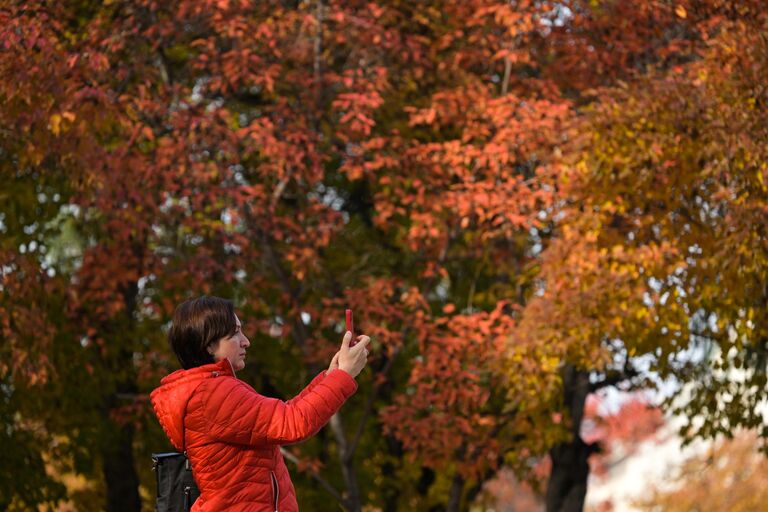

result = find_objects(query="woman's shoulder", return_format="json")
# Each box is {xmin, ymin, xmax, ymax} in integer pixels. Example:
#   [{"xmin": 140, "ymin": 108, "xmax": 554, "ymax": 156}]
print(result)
[
  {"xmin": 187, "ymin": 373, "xmax": 266, "ymax": 433},
  {"xmin": 191, "ymin": 370, "xmax": 256, "ymax": 407}
]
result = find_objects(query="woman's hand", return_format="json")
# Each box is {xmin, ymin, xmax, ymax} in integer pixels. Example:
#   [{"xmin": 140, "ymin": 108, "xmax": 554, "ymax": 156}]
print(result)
[
  {"xmin": 336, "ymin": 331, "xmax": 371, "ymax": 378},
  {"xmin": 327, "ymin": 351, "xmax": 341, "ymax": 374}
]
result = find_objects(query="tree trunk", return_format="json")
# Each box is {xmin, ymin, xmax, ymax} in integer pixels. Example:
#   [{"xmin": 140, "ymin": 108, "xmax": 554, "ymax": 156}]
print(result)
[
  {"xmin": 330, "ymin": 413, "xmax": 361, "ymax": 512},
  {"xmin": 102, "ymin": 419, "xmax": 141, "ymax": 512},
  {"xmin": 102, "ymin": 278, "xmax": 142, "ymax": 512},
  {"xmin": 381, "ymin": 434, "xmax": 405, "ymax": 512},
  {"xmin": 545, "ymin": 366, "xmax": 593, "ymax": 512},
  {"xmin": 446, "ymin": 472, "xmax": 465, "ymax": 512}
]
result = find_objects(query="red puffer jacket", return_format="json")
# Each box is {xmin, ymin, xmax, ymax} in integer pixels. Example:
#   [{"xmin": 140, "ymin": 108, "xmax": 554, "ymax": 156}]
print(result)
[{"xmin": 150, "ymin": 358, "xmax": 357, "ymax": 511}]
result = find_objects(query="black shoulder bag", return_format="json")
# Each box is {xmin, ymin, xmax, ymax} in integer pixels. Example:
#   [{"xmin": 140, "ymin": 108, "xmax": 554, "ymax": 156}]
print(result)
[{"xmin": 152, "ymin": 391, "xmax": 201, "ymax": 512}]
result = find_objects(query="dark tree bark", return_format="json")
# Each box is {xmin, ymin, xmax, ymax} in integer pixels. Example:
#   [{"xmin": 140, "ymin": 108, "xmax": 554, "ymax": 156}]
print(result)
[
  {"xmin": 545, "ymin": 366, "xmax": 594, "ymax": 512},
  {"xmin": 446, "ymin": 472, "xmax": 465, "ymax": 512},
  {"xmin": 102, "ymin": 418, "xmax": 141, "ymax": 512},
  {"xmin": 416, "ymin": 466, "xmax": 436, "ymax": 496},
  {"xmin": 381, "ymin": 434, "xmax": 405, "ymax": 512},
  {"xmin": 102, "ymin": 278, "xmax": 142, "ymax": 512}
]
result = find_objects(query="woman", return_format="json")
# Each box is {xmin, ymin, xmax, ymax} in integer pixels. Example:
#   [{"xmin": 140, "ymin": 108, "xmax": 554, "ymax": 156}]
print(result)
[{"xmin": 150, "ymin": 296, "xmax": 370, "ymax": 511}]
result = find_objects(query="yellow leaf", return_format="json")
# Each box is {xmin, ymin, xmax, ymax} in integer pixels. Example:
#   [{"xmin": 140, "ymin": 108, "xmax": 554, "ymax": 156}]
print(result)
[
  {"xmin": 49, "ymin": 114, "xmax": 62, "ymax": 135},
  {"xmin": 675, "ymin": 5, "xmax": 687, "ymax": 19}
]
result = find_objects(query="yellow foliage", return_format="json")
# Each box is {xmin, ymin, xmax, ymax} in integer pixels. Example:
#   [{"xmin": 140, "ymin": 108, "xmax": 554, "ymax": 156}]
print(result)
[{"xmin": 635, "ymin": 432, "xmax": 768, "ymax": 512}]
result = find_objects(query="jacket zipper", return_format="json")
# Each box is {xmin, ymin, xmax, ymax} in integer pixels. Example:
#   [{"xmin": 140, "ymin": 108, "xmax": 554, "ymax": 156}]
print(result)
[
  {"xmin": 270, "ymin": 470, "xmax": 279, "ymax": 512},
  {"xmin": 183, "ymin": 453, "xmax": 193, "ymax": 511}
]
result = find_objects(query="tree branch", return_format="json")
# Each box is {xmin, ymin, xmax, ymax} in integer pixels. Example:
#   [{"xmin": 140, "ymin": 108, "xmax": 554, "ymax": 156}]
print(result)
[
  {"xmin": 501, "ymin": 54, "xmax": 512, "ymax": 96},
  {"xmin": 279, "ymin": 447, "xmax": 346, "ymax": 505},
  {"xmin": 589, "ymin": 363, "xmax": 639, "ymax": 393},
  {"xmin": 330, "ymin": 413, "xmax": 360, "ymax": 511},
  {"xmin": 243, "ymin": 205, "xmax": 310, "ymax": 352},
  {"xmin": 348, "ymin": 344, "xmax": 402, "ymax": 457}
]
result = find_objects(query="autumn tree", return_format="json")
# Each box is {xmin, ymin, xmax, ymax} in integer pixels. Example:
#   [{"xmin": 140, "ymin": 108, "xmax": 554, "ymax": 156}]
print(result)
[
  {"xmin": 516, "ymin": 2, "xmax": 768, "ymax": 510},
  {"xmin": 1, "ymin": 1, "xmax": 568, "ymax": 510},
  {"xmin": 5, "ymin": 1, "xmax": 766, "ymax": 511}
]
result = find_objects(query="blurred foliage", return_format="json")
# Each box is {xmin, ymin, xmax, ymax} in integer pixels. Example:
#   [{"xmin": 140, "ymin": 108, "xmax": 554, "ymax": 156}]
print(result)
[
  {"xmin": 634, "ymin": 431, "xmax": 768, "ymax": 512},
  {"xmin": 1, "ymin": 1, "xmax": 766, "ymax": 511}
]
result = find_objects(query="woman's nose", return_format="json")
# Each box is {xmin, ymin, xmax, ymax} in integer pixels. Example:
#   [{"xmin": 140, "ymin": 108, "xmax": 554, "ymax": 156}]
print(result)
[{"xmin": 242, "ymin": 335, "xmax": 250, "ymax": 347}]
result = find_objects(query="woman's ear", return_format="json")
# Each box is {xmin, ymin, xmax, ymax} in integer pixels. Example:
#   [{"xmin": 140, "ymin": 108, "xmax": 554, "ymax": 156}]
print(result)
[{"xmin": 207, "ymin": 342, "xmax": 217, "ymax": 356}]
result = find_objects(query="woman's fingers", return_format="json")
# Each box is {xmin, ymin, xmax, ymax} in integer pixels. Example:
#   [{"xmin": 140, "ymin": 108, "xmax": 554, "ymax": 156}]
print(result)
[
  {"xmin": 358, "ymin": 337, "xmax": 371, "ymax": 359},
  {"xmin": 352, "ymin": 335, "xmax": 371, "ymax": 352},
  {"xmin": 337, "ymin": 334, "xmax": 372, "ymax": 377},
  {"xmin": 341, "ymin": 331, "xmax": 353, "ymax": 351},
  {"xmin": 327, "ymin": 351, "xmax": 341, "ymax": 373}
]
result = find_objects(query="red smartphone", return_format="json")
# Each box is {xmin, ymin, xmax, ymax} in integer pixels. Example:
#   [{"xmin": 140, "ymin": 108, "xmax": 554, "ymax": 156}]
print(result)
[{"xmin": 345, "ymin": 309, "xmax": 355, "ymax": 346}]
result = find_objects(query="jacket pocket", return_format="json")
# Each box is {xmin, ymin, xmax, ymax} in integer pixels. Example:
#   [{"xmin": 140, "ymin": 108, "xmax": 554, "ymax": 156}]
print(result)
[{"xmin": 269, "ymin": 470, "xmax": 280, "ymax": 512}]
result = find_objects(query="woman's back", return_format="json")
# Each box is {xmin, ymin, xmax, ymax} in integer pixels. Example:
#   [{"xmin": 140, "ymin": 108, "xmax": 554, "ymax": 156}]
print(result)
[{"xmin": 151, "ymin": 358, "xmax": 357, "ymax": 511}]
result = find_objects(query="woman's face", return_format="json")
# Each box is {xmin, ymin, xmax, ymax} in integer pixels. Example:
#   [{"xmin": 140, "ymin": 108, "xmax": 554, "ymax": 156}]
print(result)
[{"xmin": 209, "ymin": 315, "xmax": 250, "ymax": 371}]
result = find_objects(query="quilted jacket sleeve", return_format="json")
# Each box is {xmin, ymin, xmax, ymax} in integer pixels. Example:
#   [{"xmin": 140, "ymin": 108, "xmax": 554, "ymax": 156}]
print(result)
[
  {"xmin": 200, "ymin": 369, "xmax": 357, "ymax": 445},
  {"xmin": 286, "ymin": 370, "xmax": 327, "ymax": 406}
]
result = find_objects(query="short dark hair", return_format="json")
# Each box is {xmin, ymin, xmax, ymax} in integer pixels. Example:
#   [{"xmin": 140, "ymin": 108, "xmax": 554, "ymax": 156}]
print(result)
[{"xmin": 168, "ymin": 296, "xmax": 237, "ymax": 369}]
